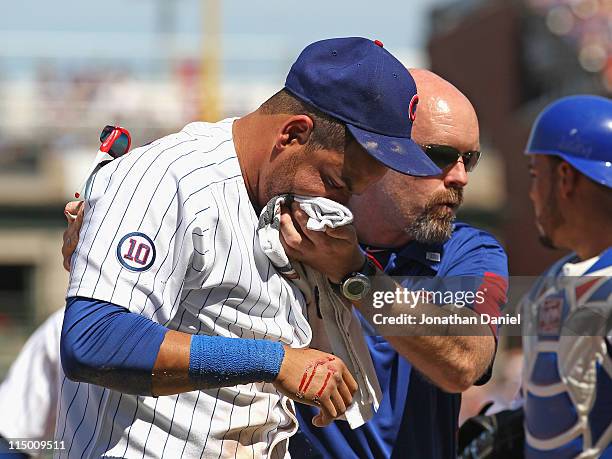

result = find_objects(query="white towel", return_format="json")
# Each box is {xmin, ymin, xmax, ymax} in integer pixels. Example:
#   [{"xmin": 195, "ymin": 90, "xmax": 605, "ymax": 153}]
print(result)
[
  {"xmin": 257, "ymin": 194, "xmax": 298, "ymax": 279},
  {"xmin": 294, "ymin": 195, "xmax": 353, "ymax": 231},
  {"xmin": 257, "ymin": 195, "xmax": 382, "ymax": 428}
]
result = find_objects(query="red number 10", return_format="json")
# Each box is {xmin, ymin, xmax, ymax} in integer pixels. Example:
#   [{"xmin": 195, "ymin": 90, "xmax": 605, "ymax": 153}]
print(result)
[{"xmin": 123, "ymin": 239, "xmax": 151, "ymax": 265}]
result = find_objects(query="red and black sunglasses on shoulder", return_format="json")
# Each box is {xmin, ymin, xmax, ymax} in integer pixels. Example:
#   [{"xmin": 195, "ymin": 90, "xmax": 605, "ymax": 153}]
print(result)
[
  {"xmin": 75, "ymin": 125, "xmax": 132, "ymax": 199},
  {"xmin": 99, "ymin": 125, "xmax": 131, "ymax": 159}
]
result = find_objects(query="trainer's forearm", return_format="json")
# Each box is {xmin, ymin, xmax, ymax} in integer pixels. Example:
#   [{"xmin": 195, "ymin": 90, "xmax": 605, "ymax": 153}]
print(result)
[
  {"xmin": 354, "ymin": 272, "xmax": 495, "ymax": 392},
  {"xmin": 385, "ymin": 334, "xmax": 494, "ymax": 392},
  {"xmin": 61, "ymin": 297, "xmax": 284, "ymax": 396}
]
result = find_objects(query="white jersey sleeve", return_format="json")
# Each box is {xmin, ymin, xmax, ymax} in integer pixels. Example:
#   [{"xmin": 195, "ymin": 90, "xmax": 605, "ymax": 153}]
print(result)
[
  {"xmin": 66, "ymin": 129, "xmax": 220, "ymax": 325},
  {"xmin": 0, "ymin": 309, "xmax": 63, "ymax": 447}
]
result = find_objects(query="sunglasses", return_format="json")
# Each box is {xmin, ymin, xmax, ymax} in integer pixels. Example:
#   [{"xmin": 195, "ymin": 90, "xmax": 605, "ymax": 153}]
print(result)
[
  {"xmin": 421, "ymin": 144, "xmax": 481, "ymax": 172},
  {"xmin": 74, "ymin": 125, "xmax": 132, "ymax": 199},
  {"xmin": 100, "ymin": 125, "xmax": 131, "ymax": 158}
]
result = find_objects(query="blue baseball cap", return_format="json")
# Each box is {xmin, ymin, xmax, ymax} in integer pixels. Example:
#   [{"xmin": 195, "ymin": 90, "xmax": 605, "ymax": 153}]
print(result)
[
  {"xmin": 285, "ymin": 37, "xmax": 442, "ymax": 177},
  {"xmin": 526, "ymin": 95, "xmax": 612, "ymax": 188}
]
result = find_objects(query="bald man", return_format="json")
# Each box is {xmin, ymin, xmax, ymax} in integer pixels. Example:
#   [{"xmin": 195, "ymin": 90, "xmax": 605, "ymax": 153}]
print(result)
[{"xmin": 289, "ymin": 70, "xmax": 509, "ymax": 459}]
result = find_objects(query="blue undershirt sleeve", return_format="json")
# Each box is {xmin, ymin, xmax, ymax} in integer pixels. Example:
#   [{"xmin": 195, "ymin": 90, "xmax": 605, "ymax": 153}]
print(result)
[
  {"xmin": 61, "ymin": 297, "xmax": 168, "ymax": 395},
  {"xmin": 61, "ymin": 297, "xmax": 285, "ymax": 396}
]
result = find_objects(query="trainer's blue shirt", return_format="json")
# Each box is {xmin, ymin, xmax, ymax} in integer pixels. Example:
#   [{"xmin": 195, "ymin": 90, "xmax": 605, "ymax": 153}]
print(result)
[{"xmin": 290, "ymin": 222, "xmax": 509, "ymax": 459}]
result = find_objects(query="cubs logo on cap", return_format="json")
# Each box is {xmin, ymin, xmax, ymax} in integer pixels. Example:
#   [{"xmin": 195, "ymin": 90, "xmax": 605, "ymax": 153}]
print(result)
[{"xmin": 409, "ymin": 95, "xmax": 419, "ymax": 122}]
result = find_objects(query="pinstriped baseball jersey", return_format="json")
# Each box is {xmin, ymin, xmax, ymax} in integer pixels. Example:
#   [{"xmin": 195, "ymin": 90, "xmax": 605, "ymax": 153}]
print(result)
[{"xmin": 57, "ymin": 118, "xmax": 312, "ymax": 458}]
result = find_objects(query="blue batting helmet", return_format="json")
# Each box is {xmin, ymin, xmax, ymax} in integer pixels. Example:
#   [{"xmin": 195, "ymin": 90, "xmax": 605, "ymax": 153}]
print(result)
[{"xmin": 525, "ymin": 95, "xmax": 612, "ymax": 188}]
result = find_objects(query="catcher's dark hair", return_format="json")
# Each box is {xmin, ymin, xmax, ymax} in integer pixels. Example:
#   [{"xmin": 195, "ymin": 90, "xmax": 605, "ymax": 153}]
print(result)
[{"xmin": 259, "ymin": 89, "xmax": 347, "ymax": 153}]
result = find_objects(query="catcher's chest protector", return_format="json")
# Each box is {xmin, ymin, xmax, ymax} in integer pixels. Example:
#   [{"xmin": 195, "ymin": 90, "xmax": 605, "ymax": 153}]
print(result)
[{"xmin": 522, "ymin": 249, "xmax": 612, "ymax": 459}]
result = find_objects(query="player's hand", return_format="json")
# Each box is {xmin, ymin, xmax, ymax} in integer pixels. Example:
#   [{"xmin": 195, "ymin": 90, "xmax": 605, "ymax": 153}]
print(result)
[
  {"xmin": 273, "ymin": 346, "xmax": 358, "ymax": 427},
  {"xmin": 280, "ymin": 202, "xmax": 365, "ymax": 284},
  {"xmin": 62, "ymin": 201, "xmax": 84, "ymax": 271}
]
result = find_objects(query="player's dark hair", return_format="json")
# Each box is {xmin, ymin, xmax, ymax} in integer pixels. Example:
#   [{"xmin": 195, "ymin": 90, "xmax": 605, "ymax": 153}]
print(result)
[{"xmin": 259, "ymin": 89, "xmax": 347, "ymax": 153}]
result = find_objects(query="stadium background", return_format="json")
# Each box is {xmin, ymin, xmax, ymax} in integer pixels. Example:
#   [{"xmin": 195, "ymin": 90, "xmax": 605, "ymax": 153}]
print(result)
[{"xmin": 0, "ymin": 0, "xmax": 610, "ymax": 426}]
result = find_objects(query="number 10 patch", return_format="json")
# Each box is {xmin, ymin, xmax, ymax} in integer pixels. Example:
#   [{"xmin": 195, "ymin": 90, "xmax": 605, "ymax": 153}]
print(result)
[{"xmin": 117, "ymin": 232, "xmax": 156, "ymax": 272}]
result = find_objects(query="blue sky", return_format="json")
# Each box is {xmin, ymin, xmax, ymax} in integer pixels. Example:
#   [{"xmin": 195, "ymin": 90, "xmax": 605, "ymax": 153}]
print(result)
[
  {"xmin": 1, "ymin": 0, "xmax": 450, "ymax": 79},
  {"xmin": 1, "ymin": 0, "xmax": 447, "ymax": 46}
]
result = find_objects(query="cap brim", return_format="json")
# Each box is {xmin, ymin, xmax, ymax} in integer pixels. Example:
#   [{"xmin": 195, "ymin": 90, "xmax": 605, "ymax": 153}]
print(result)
[
  {"xmin": 347, "ymin": 124, "xmax": 442, "ymax": 176},
  {"xmin": 527, "ymin": 150, "xmax": 612, "ymax": 189}
]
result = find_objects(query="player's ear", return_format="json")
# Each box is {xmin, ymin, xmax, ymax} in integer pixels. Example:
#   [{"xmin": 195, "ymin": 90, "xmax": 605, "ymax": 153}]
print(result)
[
  {"xmin": 275, "ymin": 115, "xmax": 314, "ymax": 150},
  {"xmin": 557, "ymin": 161, "xmax": 579, "ymax": 199}
]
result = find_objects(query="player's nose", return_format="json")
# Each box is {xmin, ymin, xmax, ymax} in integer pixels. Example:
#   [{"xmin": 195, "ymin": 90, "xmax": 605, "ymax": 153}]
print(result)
[{"xmin": 443, "ymin": 160, "xmax": 468, "ymax": 188}]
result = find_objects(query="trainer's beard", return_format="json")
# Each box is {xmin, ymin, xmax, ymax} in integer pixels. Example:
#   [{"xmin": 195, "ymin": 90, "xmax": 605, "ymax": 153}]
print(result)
[{"xmin": 406, "ymin": 187, "xmax": 463, "ymax": 245}]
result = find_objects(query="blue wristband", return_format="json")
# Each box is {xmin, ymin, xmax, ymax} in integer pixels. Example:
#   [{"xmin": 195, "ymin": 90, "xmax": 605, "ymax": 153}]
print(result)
[{"xmin": 189, "ymin": 335, "xmax": 285, "ymax": 386}]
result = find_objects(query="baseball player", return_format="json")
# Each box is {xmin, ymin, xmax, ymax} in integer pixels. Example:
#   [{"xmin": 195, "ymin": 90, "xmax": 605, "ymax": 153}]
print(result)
[
  {"xmin": 520, "ymin": 95, "xmax": 612, "ymax": 458},
  {"xmin": 57, "ymin": 38, "xmax": 440, "ymax": 458},
  {"xmin": 287, "ymin": 69, "xmax": 509, "ymax": 458},
  {"xmin": 0, "ymin": 310, "xmax": 63, "ymax": 458}
]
